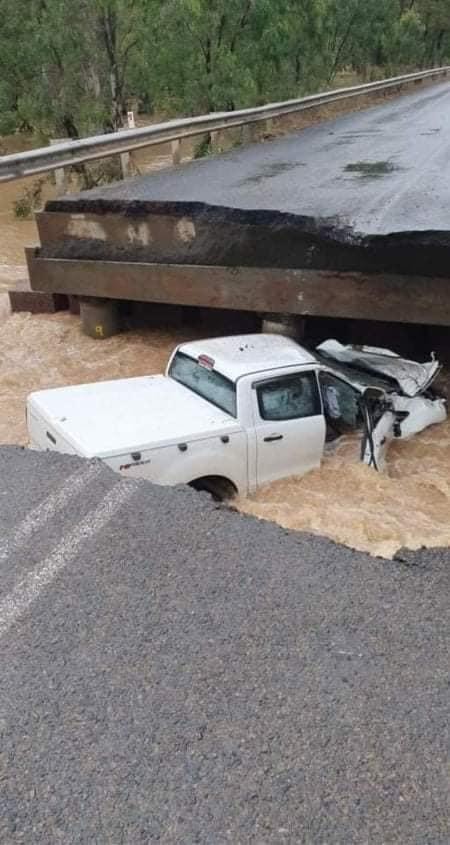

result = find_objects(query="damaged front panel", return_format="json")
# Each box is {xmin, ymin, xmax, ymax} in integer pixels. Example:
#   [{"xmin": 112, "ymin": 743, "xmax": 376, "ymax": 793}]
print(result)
[
  {"xmin": 317, "ymin": 339, "xmax": 441, "ymax": 397},
  {"xmin": 315, "ymin": 339, "xmax": 447, "ymax": 470}
]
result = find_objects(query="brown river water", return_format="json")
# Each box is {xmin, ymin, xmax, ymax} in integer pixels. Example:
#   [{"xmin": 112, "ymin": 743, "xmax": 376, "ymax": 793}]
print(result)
[
  {"xmin": 0, "ymin": 179, "xmax": 40, "ymax": 286},
  {"xmin": 1, "ymin": 136, "xmax": 450, "ymax": 559}
]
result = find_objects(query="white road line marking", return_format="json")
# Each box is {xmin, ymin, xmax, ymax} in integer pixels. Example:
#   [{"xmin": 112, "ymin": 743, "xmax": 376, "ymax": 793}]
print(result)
[
  {"xmin": 0, "ymin": 481, "xmax": 133, "ymax": 638},
  {"xmin": 0, "ymin": 463, "xmax": 102, "ymax": 561}
]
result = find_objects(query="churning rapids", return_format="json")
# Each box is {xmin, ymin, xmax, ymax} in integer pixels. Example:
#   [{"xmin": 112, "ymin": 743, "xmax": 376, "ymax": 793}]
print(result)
[{"xmin": 0, "ymin": 310, "xmax": 448, "ymax": 559}]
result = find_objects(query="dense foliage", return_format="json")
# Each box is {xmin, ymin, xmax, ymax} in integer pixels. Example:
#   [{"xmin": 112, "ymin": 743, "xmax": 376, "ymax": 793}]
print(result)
[{"xmin": 0, "ymin": 0, "xmax": 449, "ymax": 137}]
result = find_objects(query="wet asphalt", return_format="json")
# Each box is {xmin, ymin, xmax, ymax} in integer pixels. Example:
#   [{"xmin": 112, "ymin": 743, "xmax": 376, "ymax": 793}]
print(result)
[
  {"xmin": 58, "ymin": 81, "xmax": 450, "ymax": 236},
  {"xmin": 1, "ymin": 445, "xmax": 449, "ymax": 843}
]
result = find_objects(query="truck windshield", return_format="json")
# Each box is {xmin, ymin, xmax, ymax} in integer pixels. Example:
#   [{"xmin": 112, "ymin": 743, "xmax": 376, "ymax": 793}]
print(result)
[{"xmin": 169, "ymin": 352, "xmax": 237, "ymax": 418}]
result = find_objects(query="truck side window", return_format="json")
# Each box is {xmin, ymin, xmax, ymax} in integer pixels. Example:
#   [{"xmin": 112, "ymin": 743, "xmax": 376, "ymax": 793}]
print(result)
[
  {"xmin": 257, "ymin": 373, "xmax": 321, "ymax": 421},
  {"xmin": 319, "ymin": 372, "xmax": 362, "ymax": 437}
]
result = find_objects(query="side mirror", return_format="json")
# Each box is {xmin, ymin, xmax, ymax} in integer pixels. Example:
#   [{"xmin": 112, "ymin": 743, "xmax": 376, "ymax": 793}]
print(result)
[
  {"xmin": 358, "ymin": 386, "xmax": 387, "ymax": 414},
  {"xmin": 361, "ymin": 387, "xmax": 385, "ymax": 402}
]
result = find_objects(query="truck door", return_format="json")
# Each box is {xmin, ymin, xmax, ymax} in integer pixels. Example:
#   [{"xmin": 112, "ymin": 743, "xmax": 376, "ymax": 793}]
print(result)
[
  {"xmin": 318, "ymin": 371, "xmax": 363, "ymax": 441},
  {"xmin": 253, "ymin": 371, "xmax": 326, "ymax": 486}
]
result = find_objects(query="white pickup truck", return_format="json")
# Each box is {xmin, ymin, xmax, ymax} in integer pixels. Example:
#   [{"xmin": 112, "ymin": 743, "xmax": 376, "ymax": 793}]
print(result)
[{"xmin": 27, "ymin": 334, "xmax": 446, "ymax": 499}]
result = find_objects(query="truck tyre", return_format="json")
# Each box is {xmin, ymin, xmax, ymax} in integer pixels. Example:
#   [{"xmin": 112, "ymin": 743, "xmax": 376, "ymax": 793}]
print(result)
[{"xmin": 189, "ymin": 476, "xmax": 237, "ymax": 502}]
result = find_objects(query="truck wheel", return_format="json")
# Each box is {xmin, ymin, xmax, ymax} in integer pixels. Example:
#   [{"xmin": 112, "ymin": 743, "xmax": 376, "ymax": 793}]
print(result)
[{"xmin": 189, "ymin": 476, "xmax": 237, "ymax": 502}]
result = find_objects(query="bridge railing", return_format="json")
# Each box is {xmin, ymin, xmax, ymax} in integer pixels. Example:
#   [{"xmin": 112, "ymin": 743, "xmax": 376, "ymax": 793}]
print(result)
[{"xmin": 1, "ymin": 66, "xmax": 449, "ymax": 183}]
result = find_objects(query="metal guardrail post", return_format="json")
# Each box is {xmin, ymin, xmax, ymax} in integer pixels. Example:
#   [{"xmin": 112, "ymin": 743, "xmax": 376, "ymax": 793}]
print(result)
[
  {"xmin": 119, "ymin": 111, "xmax": 136, "ymax": 179},
  {"xmin": 171, "ymin": 139, "xmax": 182, "ymax": 165},
  {"xmin": 49, "ymin": 140, "xmax": 68, "ymax": 195}
]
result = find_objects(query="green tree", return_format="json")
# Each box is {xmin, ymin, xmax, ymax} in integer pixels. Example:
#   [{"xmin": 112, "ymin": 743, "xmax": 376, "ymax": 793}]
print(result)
[
  {"xmin": 0, "ymin": 0, "xmax": 449, "ymax": 139},
  {"xmin": 418, "ymin": 0, "xmax": 450, "ymax": 64}
]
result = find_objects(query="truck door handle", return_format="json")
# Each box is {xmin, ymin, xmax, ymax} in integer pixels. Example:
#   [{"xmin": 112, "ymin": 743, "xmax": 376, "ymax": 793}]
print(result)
[{"xmin": 264, "ymin": 434, "xmax": 283, "ymax": 442}]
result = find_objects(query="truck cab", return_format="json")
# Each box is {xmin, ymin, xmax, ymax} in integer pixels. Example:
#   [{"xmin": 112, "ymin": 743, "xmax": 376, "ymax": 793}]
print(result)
[{"xmin": 170, "ymin": 336, "xmax": 327, "ymax": 492}]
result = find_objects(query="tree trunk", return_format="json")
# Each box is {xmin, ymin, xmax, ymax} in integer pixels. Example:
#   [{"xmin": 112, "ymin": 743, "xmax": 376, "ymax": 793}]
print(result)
[
  {"xmin": 100, "ymin": 9, "xmax": 124, "ymax": 129},
  {"xmin": 295, "ymin": 51, "xmax": 302, "ymax": 84},
  {"xmin": 204, "ymin": 36, "xmax": 215, "ymax": 111}
]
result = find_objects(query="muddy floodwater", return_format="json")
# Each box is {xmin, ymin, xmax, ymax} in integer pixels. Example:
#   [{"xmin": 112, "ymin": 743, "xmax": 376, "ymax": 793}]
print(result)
[
  {"xmin": 0, "ymin": 311, "xmax": 449, "ymax": 559},
  {"xmin": 0, "ymin": 178, "xmax": 39, "ymax": 286},
  {"xmin": 237, "ymin": 428, "xmax": 450, "ymax": 558}
]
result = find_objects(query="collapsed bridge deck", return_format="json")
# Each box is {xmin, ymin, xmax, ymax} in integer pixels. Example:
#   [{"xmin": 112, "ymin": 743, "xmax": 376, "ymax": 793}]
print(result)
[{"xmin": 28, "ymin": 81, "xmax": 450, "ymax": 326}]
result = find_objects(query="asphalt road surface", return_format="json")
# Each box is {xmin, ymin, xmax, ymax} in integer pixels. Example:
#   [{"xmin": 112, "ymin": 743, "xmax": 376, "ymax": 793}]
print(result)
[
  {"xmin": 1, "ymin": 445, "xmax": 449, "ymax": 843},
  {"xmin": 58, "ymin": 80, "xmax": 450, "ymax": 236}
]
